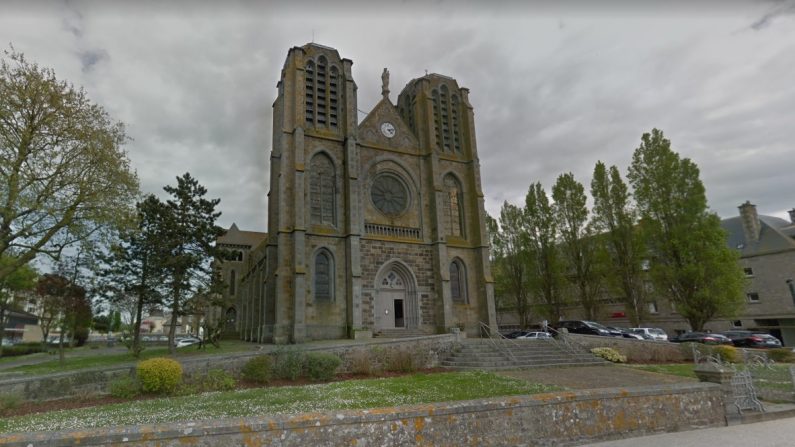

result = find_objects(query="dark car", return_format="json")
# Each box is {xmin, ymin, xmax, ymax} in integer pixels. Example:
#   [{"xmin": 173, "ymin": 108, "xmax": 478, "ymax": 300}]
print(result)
[
  {"xmin": 670, "ymin": 332, "xmax": 733, "ymax": 345},
  {"xmin": 554, "ymin": 320, "xmax": 622, "ymax": 337},
  {"xmin": 721, "ymin": 330, "xmax": 782, "ymax": 349}
]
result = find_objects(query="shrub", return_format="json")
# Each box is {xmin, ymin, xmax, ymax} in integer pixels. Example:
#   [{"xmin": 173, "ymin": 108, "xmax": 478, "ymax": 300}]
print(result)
[
  {"xmin": 591, "ymin": 347, "xmax": 627, "ymax": 363},
  {"xmin": 199, "ymin": 369, "xmax": 237, "ymax": 391},
  {"xmin": 385, "ymin": 348, "xmax": 416, "ymax": 372},
  {"xmin": 1, "ymin": 342, "xmax": 44, "ymax": 357},
  {"xmin": 241, "ymin": 356, "xmax": 272, "ymax": 384},
  {"xmin": 272, "ymin": 350, "xmax": 305, "ymax": 381},
  {"xmin": 305, "ymin": 352, "xmax": 341, "ymax": 381},
  {"xmin": 769, "ymin": 348, "xmax": 795, "ymax": 363},
  {"xmin": 0, "ymin": 394, "xmax": 21, "ymax": 412},
  {"xmin": 347, "ymin": 349, "xmax": 373, "ymax": 376},
  {"xmin": 136, "ymin": 357, "xmax": 183, "ymax": 394},
  {"xmin": 109, "ymin": 376, "xmax": 140, "ymax": 399},
  {"xmin": 712, "ymin": 345, "xmax": 740, "ymax": 363}
]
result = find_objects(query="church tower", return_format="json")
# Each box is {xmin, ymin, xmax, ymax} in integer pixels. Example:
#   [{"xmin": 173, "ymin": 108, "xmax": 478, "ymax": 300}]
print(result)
[{"xmin": 234, "ymin": 43, "xmax": 496, "ymax": 344}]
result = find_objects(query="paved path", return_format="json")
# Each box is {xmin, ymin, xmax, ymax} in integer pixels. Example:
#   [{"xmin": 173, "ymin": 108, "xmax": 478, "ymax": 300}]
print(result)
[{"xmin": 587, "ymin": 417, "xmax": 795, "ymax": 447}]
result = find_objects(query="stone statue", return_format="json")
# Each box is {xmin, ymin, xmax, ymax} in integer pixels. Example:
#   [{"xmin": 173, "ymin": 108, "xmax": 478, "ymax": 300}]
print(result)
[{"xmin": 381, "ymin": 67, "xmax": 390, "ymax": 99}]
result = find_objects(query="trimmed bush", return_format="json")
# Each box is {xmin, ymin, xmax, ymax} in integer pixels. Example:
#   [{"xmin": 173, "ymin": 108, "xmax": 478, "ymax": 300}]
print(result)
[
  {"xmin": 0, "ymin": 342, "xmax": 44, "ymax": 357},
  {"xmin": 347, "ymin": 350, "xmax": 373, "ymax": 376},
  {"xmin": 591, "ymin": 347, "xmax": 627, "ymax": 363},
  {"xmin": 241, "ymin": 355, "xmax": 272, "ymax": 384},
  {"xmin": 0, "ymin": 394, "xmax": 21, "ymax": 412},
  {"xmin": 712, "ymin": 345, "xmax": 740, "ymax": 363},
  {"xmin": 136, "ymin": 357, "xmax": 183, "ymax": 394},
  {"xmin": 305, "ymin": 352, "xmax": 341, "ymax": 381},
  {"xmin": 109, "ymin": 377, "xmax": 140, "ymax": 399},
  {"xmin": 769, "ymin": 348, "xmax": 795, "ymax": 363},
  {"xmin": 199, "ymin": 369, "xmax": 237, "ymax": 391},
  {"xmin": 385, "ymin": 348, "xmax": 416, "ymax": 372},
  {"xmin": 273, "ymin": 350, "xmax": 305, "ymax": 381}
]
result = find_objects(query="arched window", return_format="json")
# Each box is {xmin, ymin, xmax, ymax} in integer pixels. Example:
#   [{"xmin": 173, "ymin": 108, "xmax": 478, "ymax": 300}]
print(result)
[
  {"xmin": 451, "ymin": 94, "xmax": 462, "ymax": 153},
  {"xmin": 310, "ymin": 153, "xmax": 335, "ymax": 225},
  {"xmin": 329, "ymin": 66, "xmax": 339, "ymax": 128},
  {"xmin": 304, "ymin": 61, "xmax": 315, "ymax": 125},
  {"xmin": 443, "ymin": 174, "xmax": 464, "ymax": 237},
  {"xmin": 304, "ymin": 57, "xmax": 341, "ymax": 129},
  {"xmin": 314, "ymin": 250, "xmax": 333, "ymax": 301},
  {"xmin": 316, "ymin": 56, "xmax": 327, "ymax": 126},
  {"xmin": 450, "ymin": 259, "xmax": 467, "ymax": 303},
  {"xmin": 229, "ymin": 270, "xmax": 236, "ymax": 296},
  {"xmin": 432, "ymin": 85, "xmax": 464, "ymax": 154}
]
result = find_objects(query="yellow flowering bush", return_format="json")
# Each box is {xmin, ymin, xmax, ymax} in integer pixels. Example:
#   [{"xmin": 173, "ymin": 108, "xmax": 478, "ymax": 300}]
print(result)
[
  {"xmin": 591, "ymin": 347, "xmax": 627, "ymax": 363},
  {"xmin": 136, "ymin": 357, "xmax": 183, "ymax": 394}
]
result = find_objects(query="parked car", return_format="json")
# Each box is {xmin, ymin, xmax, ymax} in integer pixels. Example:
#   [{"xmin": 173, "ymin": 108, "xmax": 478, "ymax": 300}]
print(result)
[
  {"xmin": 174, "ymin": 336, "xmax": 201, "ymax": 348},
  {"xmin": 721, "ymin": 331, "xmax": 782, "ymax": 349},
  {"xmin": 553, "ymin": 320, "xmax": 622, "ymax": 337},
  {"xmin": 670, "ymin": 332, "xmax": 732, "ymax": 345},
  {"xmin": 628, "ymin": 328, "xmax": 668, "ymax": 341},
  {"xmin": 504, "ymin": 330, "xmax": 530, "ymax": 339},
  {"xmin": 516, "ymin": 332, "xmax": 552, "ymax": 340}
]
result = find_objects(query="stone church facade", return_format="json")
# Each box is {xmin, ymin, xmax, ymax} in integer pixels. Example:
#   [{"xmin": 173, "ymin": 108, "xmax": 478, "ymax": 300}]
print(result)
[{"xmin": 218, "ymin": 43, "xmax": 496, "ymax": 343}]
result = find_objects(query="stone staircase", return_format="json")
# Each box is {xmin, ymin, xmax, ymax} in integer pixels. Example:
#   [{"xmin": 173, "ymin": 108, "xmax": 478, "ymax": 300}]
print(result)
[
  {"xmin": 441, "ymin": 338, "xmax": 608, "ymax": 370},
  {"xmin": 373, "ymin": 328, "xmax": 430, "ymax": 339}
]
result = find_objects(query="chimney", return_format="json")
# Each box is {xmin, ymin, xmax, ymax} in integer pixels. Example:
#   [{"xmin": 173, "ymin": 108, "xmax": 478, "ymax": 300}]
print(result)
[
  {"xmin": 789, "ymin": 208, "xmax": 795, "ymax": 224},
  {"xmin": 738, "ymin": 201, "xmax": 760, "ymax": 243}
]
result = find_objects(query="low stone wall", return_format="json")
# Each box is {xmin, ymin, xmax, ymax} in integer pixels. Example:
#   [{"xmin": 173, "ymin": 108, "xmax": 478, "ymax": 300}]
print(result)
[
  {"xmin": 0, "ymin": 334, "xmax": 457, "ymax": 402},
  {"xmin": 0, "ymin": 383, "xmax": 725, "ymax": 446},
  {"xmin": 567, "ymin": 333, "xmax": 687, "ymax": 362}
]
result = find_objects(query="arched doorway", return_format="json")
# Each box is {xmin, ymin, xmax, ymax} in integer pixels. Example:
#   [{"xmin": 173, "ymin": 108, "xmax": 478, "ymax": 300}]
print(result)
[{"xmin": 374, "ymin": 261, "xmax": 419, "ymax": 330}]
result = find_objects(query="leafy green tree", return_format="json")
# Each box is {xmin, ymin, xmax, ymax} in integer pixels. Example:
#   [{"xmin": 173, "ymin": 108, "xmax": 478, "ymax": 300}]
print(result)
[
  {"xmin": 35, "ymin": 273, "xmax": 89, "ymax": 363},
  {"xmin": 490, "ymin": 204, "xmax": 533, "ymax": 328},
  {"xmin": 98, "ymin": 195, "xmax": 167, "ymax": 357},
  {"xmin": 110, "ymin": 310, "xmax": 122, "ymax": 333},
  {"xmin": 159, "ymin": 174, "xmax": 224, "ymax": 354},
  {"xmin": 0, "ymin": 48, "xmax": 138, "ymax": 297},
  {"xmin": 552, "ymin": 172, "xmax": 605, "ymax": 320},
  {"xmin": 590, "ymin": 161, "xmax": 649, "ymax": 326},
  {"xmin": 524, "ymin": 183, "xmax": 566, "ymax": 322},
  {"xmin": 627, "ymin": 129, "xmax": 745, "ymax": 330},
  {"xmin": 92, "ymin": 314, "xmax": 110, "ymax": 334},
  {"xmin": 0, "ymin": 255, "xmax": 36, "ymax": 355}
]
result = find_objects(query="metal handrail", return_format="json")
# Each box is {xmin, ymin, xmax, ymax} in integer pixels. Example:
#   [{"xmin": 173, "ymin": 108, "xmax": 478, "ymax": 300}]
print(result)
[
  {"xmin": 545, "ymin": 326, "xmax": 589, "ymax": 356},
  {"xmin": 479, "ymin": 322, "xmax": 518, "ymax": 363}
]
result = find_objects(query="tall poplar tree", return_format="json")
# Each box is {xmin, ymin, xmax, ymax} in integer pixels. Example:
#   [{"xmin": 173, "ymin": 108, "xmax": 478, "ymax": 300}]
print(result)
[
  {"xmin": 590, "ymin": 161, "xmax": 648, "ymax": 326},
  {"xmin": 552, "ymin": 173, "xmax": 605, "ymax": 320},
  {"xmin": 525, "ymin": 183, "xmax": 566, "ymax": 322},
  {"xmin": 490, "ymin": 204, "xmax": 533, "ymax": 328},
  {"xmin": 627, "ymin": 129, "xmax": 745, "ymax": 330}
]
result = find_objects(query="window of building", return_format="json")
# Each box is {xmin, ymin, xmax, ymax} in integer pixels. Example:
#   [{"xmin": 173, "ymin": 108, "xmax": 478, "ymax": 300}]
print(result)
[
  {"xmin": 431, "ymin": 85, "xmax": 463, "ymax": 153},
  {"xmin": 450, "ymin": 259, "xmax": 467, "ymax": 303},
  {"xmin": 229, "ymin": 270, "xmax": 236, "ymax": 296},
  {"xmin": 442, "ymin": 174, "xmax": 464, "ymax": 238},
  {"xmin": 732, "ymin": 320, "xmax": 743, "ymax": 328},
  {"xmin": 309, "ymin": 153, "xmax": 335, "ymax": 225},
  {"xmin": 648, "ymin": 301, "xmax": 658, "ymax": 314},
  {"xmin": 314, "ymin": 250, "xmax": 333, "ymax": 301},
  {"xmin": 743, "ymin": 267, "xmax": 754, "ymax": 277},
  {"xmin": 747, "ymin": 292, "xmax": 760, "ymax": 303},
  {"xmin": 304, "ymin": 60, "xmax": 315, "ymax": 125},
  {"xmin": 304, "ymin": 56, "xmax": 340, "ymax": 129}
]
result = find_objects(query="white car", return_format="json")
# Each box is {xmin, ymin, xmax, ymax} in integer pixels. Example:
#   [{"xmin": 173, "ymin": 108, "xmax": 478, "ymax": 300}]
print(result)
[
  {"xmin": 516, "ymin": 332, "xmax": 552, "ymax": 340},
  {"xmin": 629, "ymin": 328, "xmax": 668, "ymax": 341},
  {"xmin": 174, "ymin": 337, "xmax": 201, "ymax": 348}
]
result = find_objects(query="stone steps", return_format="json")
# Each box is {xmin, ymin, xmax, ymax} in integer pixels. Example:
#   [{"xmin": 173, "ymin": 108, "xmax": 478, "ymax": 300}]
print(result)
[
  {"xmin": 441, "ymin": 339, "xmax": 607, "ymax": 370},
  {"xmin": 373, "ymin": 329, "xmax": 430, "ymax": 339}
]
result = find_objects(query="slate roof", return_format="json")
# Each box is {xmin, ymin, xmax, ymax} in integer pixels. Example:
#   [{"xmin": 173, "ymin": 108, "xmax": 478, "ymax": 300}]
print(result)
[
  {"xmin": 217, "ymin": 223, "xmax": 267, "ymax": 248},
  {"xmin": 721, "ymin": 214, "xmax": 795, "ymax": 257}
]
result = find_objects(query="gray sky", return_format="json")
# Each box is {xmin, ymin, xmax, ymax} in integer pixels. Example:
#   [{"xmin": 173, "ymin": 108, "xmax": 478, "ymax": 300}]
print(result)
[{"xmin": 2, "ymin": 0, "xmax": 794, "ymax": 232}]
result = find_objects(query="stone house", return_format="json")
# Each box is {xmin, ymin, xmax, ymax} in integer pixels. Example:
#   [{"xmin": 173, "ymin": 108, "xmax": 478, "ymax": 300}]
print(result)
[{"xmin": 216, "ymin": 44, "xmax": 497, "ymax": 343}]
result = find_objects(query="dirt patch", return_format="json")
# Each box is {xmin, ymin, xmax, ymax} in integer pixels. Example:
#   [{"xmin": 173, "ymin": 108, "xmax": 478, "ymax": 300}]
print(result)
[{"xmin": 496, "ymin": 364, "xmax": 697, "ymax": 390}]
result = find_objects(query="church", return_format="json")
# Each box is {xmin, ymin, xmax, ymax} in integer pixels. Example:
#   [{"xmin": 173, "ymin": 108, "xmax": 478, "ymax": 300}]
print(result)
[{"xmin": 217, "ymin": 43, "xmax": 496, "ymax": 344}]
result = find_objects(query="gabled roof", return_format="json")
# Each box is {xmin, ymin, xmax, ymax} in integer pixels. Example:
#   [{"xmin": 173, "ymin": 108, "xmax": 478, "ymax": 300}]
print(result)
[
  {"xmin": 217, "ymin": 223, "xmax": 267, "ymax": 248},
  {"xmin": 357, "ymin": 97, "xmax": 419, "ymax": 149},
  {"xmin": 721, "ymin": 215, "xmax": 795, "ymax": 257}
]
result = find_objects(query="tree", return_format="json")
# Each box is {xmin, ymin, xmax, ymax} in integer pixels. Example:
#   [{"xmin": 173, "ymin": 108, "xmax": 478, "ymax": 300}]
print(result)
[
  {"xmin": 110, "ymin": 310, "xmax": 122, "ymax": 333},
  {"xmin": 35, "ymin": 273, "xmax": 89, "ymax": 363},
  {"xmin": 33, "ymin": 276, "xmax": 61, "ymax": 348},
  {"xmin": 490, "ymin": 204, "xmax": 533, "ymax": 328},
  {"xmin": 0, "ymin": 254, "xmax": 36, "ymax": 355},
  {"xmin": 159, "ymin": 174, "xmax": 224, "ymax": 355},
  {"xmin": 524, "ymin": 182, "xmax": 566, "ymax": 322},
  {"xmin": 590, "ymin": 161, "xmax": 649, "ymax": 326},
  {"xmin": 0, "ymin": 48, "xmax": 139, "ymax": 292},
  {"xmin": 627, "ymin": 129, "xmax": 745, "ymax": 330},
  {"xmin": 552, "ymin": 172, "xmax": 605, "ymax": 320},
  {"xmin": 98, "ymin": 195, "xmax": 167, "ymax": 357},
  {"xmin": 92, "ymin": 314, "xmax": 110, "ymax": 333}
]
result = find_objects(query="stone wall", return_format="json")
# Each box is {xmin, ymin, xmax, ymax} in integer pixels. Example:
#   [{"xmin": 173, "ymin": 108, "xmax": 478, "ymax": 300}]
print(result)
[
  {"xmin": 0, "ymin": 335, "xmax": 457, "ymax": 403},
  {"xmin": 0, "ymin": 383, "xmax": 725, "ymax": 446}
]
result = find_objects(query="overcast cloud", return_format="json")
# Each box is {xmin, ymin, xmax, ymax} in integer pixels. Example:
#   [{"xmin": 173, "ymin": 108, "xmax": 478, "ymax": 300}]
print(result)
[{"xmin": 2, "ymin": 0, "xmax": 794, "ymax": 232}]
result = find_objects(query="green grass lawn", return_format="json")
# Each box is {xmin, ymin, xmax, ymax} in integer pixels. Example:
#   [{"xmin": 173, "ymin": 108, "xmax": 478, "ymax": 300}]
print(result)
[
  {"xmin": 4, "ymin": 341, "xmax": 255, "ymax": 375},
  {"xmin": 626, "ymin": 363, "xmax": 699, "ymax": 378},
  {"xmin": 626, "ymin": 363, "xmax": 794, "ymax": 391},
  {"xmin": 0, "ymin": 371, "xmax": 561, "ymax": 434}
]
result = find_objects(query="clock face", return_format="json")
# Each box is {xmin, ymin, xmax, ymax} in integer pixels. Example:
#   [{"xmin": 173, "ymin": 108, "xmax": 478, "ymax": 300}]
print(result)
[
  {"xmin": 371, "ymin": 174, "xmax": 408, "ymax": 216},
  {"xmin": 380, "ymin": 122, "xmax": 396, "ymax": 138}
]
